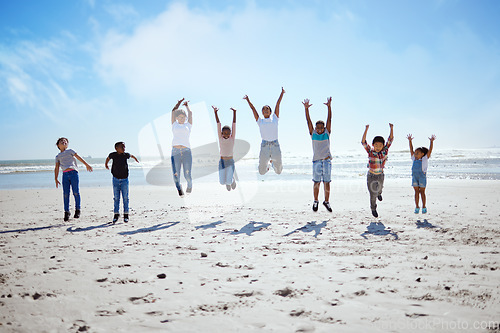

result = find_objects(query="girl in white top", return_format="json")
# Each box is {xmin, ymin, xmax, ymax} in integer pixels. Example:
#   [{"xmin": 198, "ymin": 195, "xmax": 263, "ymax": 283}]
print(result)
[
  {"xmin": 243, "ymin": 87, "xmax": 285, "ymax": 175},
  {"xmin": 213, "ymin": 106, "xmax": 237, "ymax": 191},
  {"xmin": 171, "ymin": 98, "xmax": 193, "ymax": 197}
]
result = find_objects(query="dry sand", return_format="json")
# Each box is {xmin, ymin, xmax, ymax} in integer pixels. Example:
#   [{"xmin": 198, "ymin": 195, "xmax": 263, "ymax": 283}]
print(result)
[{"xmin": 0, "ymin": 179, "xmax": 499, "ymax": 332}]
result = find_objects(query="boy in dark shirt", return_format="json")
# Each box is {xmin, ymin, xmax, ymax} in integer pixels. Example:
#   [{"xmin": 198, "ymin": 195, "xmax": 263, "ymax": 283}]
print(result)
[{"xmin": 105, "ymin": 142, "xmax": 139, "ymax": 223}]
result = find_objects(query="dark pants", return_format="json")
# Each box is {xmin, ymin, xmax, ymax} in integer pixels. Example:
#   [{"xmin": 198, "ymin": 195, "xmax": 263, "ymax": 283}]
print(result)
[{"xmin": 367, "ymin": 172, "xmax": 384, "ymax": 210}]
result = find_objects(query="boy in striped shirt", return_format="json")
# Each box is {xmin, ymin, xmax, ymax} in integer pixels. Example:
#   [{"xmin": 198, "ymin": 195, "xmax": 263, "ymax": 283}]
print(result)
[{"xmin": 361, "ymin": 123, "xmax": 394, "ymax": 217}]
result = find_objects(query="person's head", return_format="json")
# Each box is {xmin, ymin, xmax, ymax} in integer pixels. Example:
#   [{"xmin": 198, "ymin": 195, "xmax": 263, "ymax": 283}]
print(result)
[
  {"xmin": 372, "ymin": 136, "xmax": 385, "ymax": 152},
  {"xmin": 262, "ymin": 105, "xmax": 272, "ymax": 118},
  {"xmin": 221, "ymin": 125, "xmax": 231, "ymax": 139},
  {"xmin": 174, "ymin": 109, "xmax": 187, "ymax": 124},
  {"xmin": 115, "ymin": 141, "xmax": 125, "ymax": 154},
  {"xmin": 56, "ymin": 137, "xmax": 68, "ymax": 151},
  {"xmin": 414, "ymin": 147, "xmax": 429, "ymax": 159},
  {"xmin": 315, "ymin": 120, "xmax": 325, "ymax": 134}
]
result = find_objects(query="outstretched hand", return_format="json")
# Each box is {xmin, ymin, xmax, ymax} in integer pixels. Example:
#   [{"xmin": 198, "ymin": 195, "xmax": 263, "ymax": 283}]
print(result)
[
  {"xmin": 212, "ymin": 105, "xmax": 218, "ymax": 113},
  {"xmin": 182, "ymin": 100, "xmax": 189, "ymax": 107},
  {"xmin": 429, "ymin": 135, "xmax": 437, "ymax": 141},
  {"xmin": 324, "ymin": 96, "xmax": 332, "ymax": 106},
  {"xmin": 407, "ymin": 134, "xmax": 413, "ymax": 141},
  {"xmin": 281, "ymin": 87, "xmax": 285, "ymax": 95},
  {"xmin": 243, "ymin": 95, "xmax": 249, "ymax": 101},
  {"xmin": 389, "ymin": 123, "xmax": 394, "ymax": 128},
  {"xmin": 230, "ymin": 107, "xmax": 237, "ymax": 112},
  {"xmin": 302, "ymin": 98, "xmax": 312, "ymax": 108}
]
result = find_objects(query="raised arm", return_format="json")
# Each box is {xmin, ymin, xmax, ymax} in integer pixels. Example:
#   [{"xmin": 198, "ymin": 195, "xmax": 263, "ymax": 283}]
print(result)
[
  {"xmin": 231, "ymin": 108, "xmax": 237, "ymax": 137},
  {"xmin": 324, "ymin": 97, "xmax": 332, "ymax": 133},
  {"xmin": 274, "ymin": 87, "xmax": 285, "ymax": 118},
  {"xmin": 75, "ymin": 153, "xmax": 93, "ymax": 172},
  {"xmin": 407, "ymin": 134, "xmax": 414, "ymax": 157},
  {"xmin": 362, "ymin": 125, "xmax": 369, "ymax": 144},
  {"xmin": 171, "ymin": 98, "xmax": 185, "ymax": 124},
  {"xmin": 54, "ymin": 161, "xmax": 61, "ymax": 188},
  {"xmin": 231, "ymin": 107, "xmax": 236, "ymax": 124},
  {"xmin": 303, "ymin": 99, "xmax": 314, "ymax": 135},
  {"xmin": 212, "ymin": 105, "xmax": 220, "ymax": 123},
  {"xmin": 427, "ymin": 135, "xmax": 436, "ymax": 158},
  {"xmin": 243, "ymin": 95, "xmax": 259, "ymax": 121},
  {"xmin": 183, "ymin": 100, "xmax": 192, "ymax": 125},
  {"xmin": 389, "ymin": 123, "xmax": 394, "ymax": 141}
]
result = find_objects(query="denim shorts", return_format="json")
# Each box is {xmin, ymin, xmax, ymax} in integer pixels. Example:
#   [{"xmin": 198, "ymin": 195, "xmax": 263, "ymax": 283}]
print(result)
[
  {"xmin": 412, "ymin": 172, "xmax": 427, "ymax": 188},
  {"xmin": 312, "ymin": 159, "xmax": 332, "ymax": 183}
]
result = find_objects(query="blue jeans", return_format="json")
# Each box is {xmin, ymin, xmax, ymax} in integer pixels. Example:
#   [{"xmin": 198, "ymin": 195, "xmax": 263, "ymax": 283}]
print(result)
[
  {"xmin": 113, "ymin": 177, "xmax": 129, "ymax": 214},
  {"xmin": 259, "ymin": 140, "xmax": 282, "ymax": 175},
  {"xmin": 219, "ymin": 158, "xmax": 235, "ymax": 185},
  {"xmin": 171, "ymin": 147, "xmax": 192, "ymax": 191},
  {"xmin": 62, "ymin": 170, "xmax": 80, "ymax": 212}
]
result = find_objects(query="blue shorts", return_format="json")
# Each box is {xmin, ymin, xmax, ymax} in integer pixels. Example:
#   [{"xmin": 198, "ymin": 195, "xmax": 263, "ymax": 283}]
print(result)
[
  {"xmin": 313, "ymin": 159, "xmax": 331, "ymax": 183},
  {"xmin": 412, "ymin": 172, "xmax": 427, "ymax": 188}
]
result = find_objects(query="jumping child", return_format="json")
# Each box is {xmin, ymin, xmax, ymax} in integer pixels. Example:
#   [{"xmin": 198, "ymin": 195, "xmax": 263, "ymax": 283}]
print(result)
[
  {"xmin": 407, "ymin": 134, "xmax": 436, "ymax": 214},
  {"xmin": 213, "ymin": 106, "xmax": 237, "ymax": 191},
  {"xmin": 171, "ymin": 98, "xmax": 193, "ymax": 197},
  {"xmin": 243, "ymin": 87, "xmax": 285, "ymax": 175},
  {"xmin": 105, "ymin": 142, "xmax": 139, "ymax": 223},
  {"xmin": 361, "ymin": 124, "xmax": 394, "ymax": 217},
  {"xmin": 54, "ymin": 137, "xmax": 93, "ymax": 221},
  {"xmin": 303, "ymin": 97, "xmax": 333, "ymax": 212}
]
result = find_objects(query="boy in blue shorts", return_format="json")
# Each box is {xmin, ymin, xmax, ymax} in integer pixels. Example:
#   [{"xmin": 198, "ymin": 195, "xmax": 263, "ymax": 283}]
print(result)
[
  {"xmin": 303, "ymin": 97, "xmax": 333, "ymax": 212},
  {"xmin": 407, "ymin": 134, "xmax": 436, "ymax": 214},
  {"xmin": 105, "ymin": 142, "xmax": 139, "ymax": 223}
]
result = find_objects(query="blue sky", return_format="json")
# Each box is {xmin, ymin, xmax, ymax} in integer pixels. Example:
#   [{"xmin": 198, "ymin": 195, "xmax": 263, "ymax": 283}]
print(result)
[{"xmin": 1, "ymin": 0, "xmax": 499, "ymax": 160}]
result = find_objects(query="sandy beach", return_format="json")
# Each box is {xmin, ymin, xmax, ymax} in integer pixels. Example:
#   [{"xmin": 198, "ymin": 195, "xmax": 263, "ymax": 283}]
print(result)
[{"xmin": 0, "ymin": 178, "xmax": 499, "ymax": 332}]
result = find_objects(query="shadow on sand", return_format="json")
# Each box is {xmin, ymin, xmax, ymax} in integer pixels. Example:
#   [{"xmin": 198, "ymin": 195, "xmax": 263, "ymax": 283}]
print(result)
[
  {"xmin": 284, "ymin": 221, "xmax": 328, "ymax": 238},
  {"xmin": 416, "ymin": 219, "xmax": 438, "ymax": 229},
  {"xmin": 1, "ymin": 224, "xmax": 66, "ymax": 234},
  {"xmin": 230, "ymin": 221, "xmax": 270, "ymax": 236},
  {"xmin": 66, "ymin": 223, "xmax": 116, "ymax": 233},
  {"xmin": 118, "ymin": 222, "xmax": 180, "ymax": 235},
  {"xmin": 195, "ymin": 220, "xmax": 225, "ymax": 230},
  {"xmin": 361, "ymin": 222, "xmax": 398, "ymax": 240}
]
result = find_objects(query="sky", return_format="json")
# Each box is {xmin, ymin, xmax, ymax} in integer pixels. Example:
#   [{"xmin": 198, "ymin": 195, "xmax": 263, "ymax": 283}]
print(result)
[{"xmin": 1, "ymin": 0, "xmax": 499, "ymax": 160}]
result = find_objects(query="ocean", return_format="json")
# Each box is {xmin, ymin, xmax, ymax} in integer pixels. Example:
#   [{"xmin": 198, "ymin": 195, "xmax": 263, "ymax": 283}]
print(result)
[{"xmin": 0, "ymin": 148, "xmax": 499, "ymax": 190}]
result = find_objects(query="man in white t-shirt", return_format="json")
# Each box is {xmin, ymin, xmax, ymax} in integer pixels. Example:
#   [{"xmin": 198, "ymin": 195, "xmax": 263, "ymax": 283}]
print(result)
[{"xmin": 243, "ymin": 87, "xmax": 285, "ymax": 175}]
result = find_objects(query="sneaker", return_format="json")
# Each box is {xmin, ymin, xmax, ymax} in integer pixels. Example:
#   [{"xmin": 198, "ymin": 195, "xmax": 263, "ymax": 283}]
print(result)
[
  {"xmin": 323, "ymin": 201, "xmax": 332, "ymax": 212},
  {"xmin": 371, "ymin": 209, "xmax": 378, "ymax": 218},
  {"xmin": 186, "ymin": 187, "xmax": 192, "ymax": 194},
  {"xmin": 422, "ymin": 208, "xmax": 427, "ymax": 214},
  {"xmin": 377, "ymin": 194, "xmax": 383, "ymax": 201},
  {"xmin": 231, "ymin": 179, "xmax": 236, "ymax": 190},
  {"xmin": 226, "ymin": 184, "xmax": 231, "ymax": 191},
  {"xmin": 414, "ymin": 208, "xmax": 420, "ymax": 214},
  {"xmin": 312, "ymin": 201, "xmax": 319, "ymax": 212},
  {"xmin": 74, "ymin": 209, "xmax": 80, "ymax": 218},
  {"xmin": 178, "ymin": 188, "xmax": 184, "ymax": 197},
  {"xmin": 112, "ymin": 213, "xmax": 119, "ymax": 223},
  {"xmin": 124, "ymin": 214, "xmax": 129, "ymax": 223},
  {"xmin": 64, "ymin": 211, "xmax": 70, "ymax": 222}
]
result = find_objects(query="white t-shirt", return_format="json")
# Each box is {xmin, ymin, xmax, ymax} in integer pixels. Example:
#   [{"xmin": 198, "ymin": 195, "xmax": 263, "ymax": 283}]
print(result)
[
  {"xmin": 257, "ymin": 115, "xmax": 279, "ymax": 141},
  {"xmin": 172, "ymin": 121, "xmax": 192, "ymax": 148}
]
